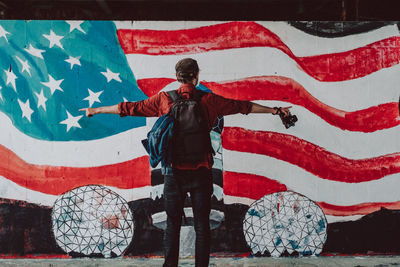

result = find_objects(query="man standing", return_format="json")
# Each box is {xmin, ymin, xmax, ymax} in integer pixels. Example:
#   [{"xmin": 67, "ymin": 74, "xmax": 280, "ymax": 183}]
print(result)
[{"xmin": 80, "ymin": 58, "xmax": 291, "ymax": 267}]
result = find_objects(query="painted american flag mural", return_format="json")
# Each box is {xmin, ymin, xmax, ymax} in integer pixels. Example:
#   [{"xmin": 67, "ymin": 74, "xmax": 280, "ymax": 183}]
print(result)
[{"xmin": 0, "ymin": 20, "xmax": 399, "ymax": 256}]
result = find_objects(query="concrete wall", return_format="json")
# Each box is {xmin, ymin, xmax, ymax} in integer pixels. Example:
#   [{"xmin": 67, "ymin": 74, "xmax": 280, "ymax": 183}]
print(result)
[{"xmin": 0, "ymin": 20, "xmax": 399, "ymax": 257}]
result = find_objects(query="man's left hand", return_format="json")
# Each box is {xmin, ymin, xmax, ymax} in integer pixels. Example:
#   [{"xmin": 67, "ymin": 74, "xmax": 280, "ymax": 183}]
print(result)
[{"xmin": 274, "ymin": 106, "xmax": 292, "ymax": 117}]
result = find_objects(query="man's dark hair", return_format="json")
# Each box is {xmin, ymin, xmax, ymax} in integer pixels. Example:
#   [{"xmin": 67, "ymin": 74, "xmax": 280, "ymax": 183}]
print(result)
[{"xmin": 175, "ymin": 58, "xmax": 199, "ymax": 84}]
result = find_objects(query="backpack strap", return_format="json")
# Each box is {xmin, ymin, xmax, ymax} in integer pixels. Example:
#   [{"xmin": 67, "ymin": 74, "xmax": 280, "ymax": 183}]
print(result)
[
  {"xmin": 167, "ymin": 90, "xmax": 180, "ymax": 102},
  {"xmin": 168, "ymin": 89, "xmax": 207, "ymax": 102},
  {"xmin": 193, "ymin": 89, "xmax": 206, "ymax": 101}
]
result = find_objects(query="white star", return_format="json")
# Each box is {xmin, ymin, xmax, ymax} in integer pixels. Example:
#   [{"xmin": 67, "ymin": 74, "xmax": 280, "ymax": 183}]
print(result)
[
  {"xmin": 60, "ymin": 111, "xmax": 83, "ymax": 132},
  {"xmin": 34, "ymin": 89, "xmax": 48, "ymax": 111},
  {"xmin": 18, "ymin": 99, "xmax": 34, "ymax": 122},
  {"xmin": 0, "ymin": 86, "xmax": 3, "ymax": 101},
  {"xmin": 84, "ymin": 88, "xmax": 103, "ymax": 107},
  {"xmin": 4, "ymin": 68, "xmax": 17, "ymax": 91},
  {"xmin": 123, "ymin": 97, "xmax": 128, "ymax": 102},
  {"xmin": 43, "ymin": 30, "xmax": 64, "ymax": 49},
  {"xmin": 41, "ymin": 74, "xmax": 64, "ymax": 95},
  {"xmin": 66, "ymin": 21, "xmax": 86, "ymax": 34},
  {"xmin": 65, "ymin": 55, "xmax": 81, "ymax": 69},
  {"xmin": 24, "ymin": 44, "xmax": 45, "ymax": 59},
  {"xmin": 15, "ymin": 56, "xmax": 32, "ymax": 76},
  {"xmin": 0, "ymin": 25, "xmax": 10, "ymax": 42},
  {"xmin": 101, "ymin": 68, "xmax": 122, "ymax": 83}
]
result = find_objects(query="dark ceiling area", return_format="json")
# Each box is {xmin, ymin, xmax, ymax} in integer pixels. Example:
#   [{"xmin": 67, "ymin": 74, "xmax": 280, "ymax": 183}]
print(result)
[{"xmin": 0, "ymin": 0, "xmax": 398, "ymax": 20}]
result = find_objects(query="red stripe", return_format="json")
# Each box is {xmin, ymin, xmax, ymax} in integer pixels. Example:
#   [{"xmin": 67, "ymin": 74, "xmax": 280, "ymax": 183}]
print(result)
[
  {"xmin": 298, "ymin": 37, "xmax": 400, "ymax": 82},
  {"xmin": 118, "ymin": 22, "xmax": 294, "ymax": 57},
  {"xmin": 222, "ymin": 127, "xmax": 400, "ymax": 183},
  {"xmin": 223, "ymin": 171, "xmax": 400, "ymax": 216},
  {"xmin": 118, "ymin": 21, "xmax": 400, "ymax": 81},
  {"xmin": 318, "ymin": 201, "xmax": 400, "ymax": 216},
  {"xmin": 0, "ymin": 145, "xmax": 151, "ymax": 195},
  {"xmin": 223, "ymin": 171, "xmax": 287, "ymax": 200},
  {"xmin": 202, "ymin": 76, "xmax": 400, "ymax": 133},
  {"xmin": 136, "ymin": 76, "xmax": 400, "ymax": 132},
  {"xmin": 137, "ymin": 78, "xmax": 175, "ymax": 97}
]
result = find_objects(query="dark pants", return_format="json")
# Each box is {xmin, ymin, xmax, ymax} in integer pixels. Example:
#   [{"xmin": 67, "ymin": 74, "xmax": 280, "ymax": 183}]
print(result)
[{"xmin": 162, "ymin": 167, "xmax": 213, "ymax": 267}]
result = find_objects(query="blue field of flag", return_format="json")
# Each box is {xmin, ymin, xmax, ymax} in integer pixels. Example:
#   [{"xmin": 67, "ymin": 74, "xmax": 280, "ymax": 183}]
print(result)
[{"xmin": 0, "ymin": 20, "xmax": 147, "ymax": 141}]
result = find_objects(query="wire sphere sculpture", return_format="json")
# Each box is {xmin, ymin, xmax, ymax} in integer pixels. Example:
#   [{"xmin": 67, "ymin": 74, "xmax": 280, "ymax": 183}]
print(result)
[
  {"xmin": 243, "ymin": 191, "xmax": 327, "ymax": 257},
  {"xmin": 52, "ymin": 185, "xmax": 134, "ymax": 258}
]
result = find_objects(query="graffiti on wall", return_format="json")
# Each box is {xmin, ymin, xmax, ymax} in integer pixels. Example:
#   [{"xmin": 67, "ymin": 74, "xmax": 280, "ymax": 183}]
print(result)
[{"xmin": 0, "ymin": 20, "xmax": 399, "ymax": 257}]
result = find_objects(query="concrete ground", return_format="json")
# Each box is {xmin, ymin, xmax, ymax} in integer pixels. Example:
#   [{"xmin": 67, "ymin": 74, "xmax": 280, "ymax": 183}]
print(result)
[{"xmin": 0, "ymin": 257, "xmax": 399, "ymax": 267}]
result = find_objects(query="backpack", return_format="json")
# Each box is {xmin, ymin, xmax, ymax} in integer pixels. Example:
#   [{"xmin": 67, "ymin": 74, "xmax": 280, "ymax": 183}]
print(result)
[
  {"xmin": 141, "ymin": 113, "xmax": 174, "ymax": 168},
  {"xmin": 141, "ymin": 89, "xmax": 213, "ymax": 169},
  {"xmin": 168, "ymin": 90, "xmax": 214, "ymax": 165}
]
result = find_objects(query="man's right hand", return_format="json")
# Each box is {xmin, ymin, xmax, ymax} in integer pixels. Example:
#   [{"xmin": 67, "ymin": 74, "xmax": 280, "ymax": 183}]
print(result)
[
  {"xmin": 79, "ymin": 107, "xmax": 97, "ymax": 117},
  {"xmin": 79, "ymin": 104, "xmax": 120, "ymax": 117}
]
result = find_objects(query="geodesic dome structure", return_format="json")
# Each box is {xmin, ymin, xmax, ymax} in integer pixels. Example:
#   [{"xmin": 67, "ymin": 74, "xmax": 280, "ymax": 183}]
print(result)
[
  {"xmin": 52, "ymin": 185, "xmax": 134, "ymax": 258},
  {"xmin": 243, "ymin": 191, "xmax": 327, "ymax": 257}
]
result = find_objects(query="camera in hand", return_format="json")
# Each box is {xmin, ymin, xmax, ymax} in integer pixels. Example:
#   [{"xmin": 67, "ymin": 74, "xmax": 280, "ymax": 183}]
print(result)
[{"xmin": 276, "ymin": 107, "xmax": 298, "ymax": 129}]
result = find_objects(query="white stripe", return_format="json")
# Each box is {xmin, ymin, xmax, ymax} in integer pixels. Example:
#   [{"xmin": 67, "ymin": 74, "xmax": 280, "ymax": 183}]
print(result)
[
  {"xmin": 147, "ymin": 183, "xmax": 224, "ymax": 202},
  {"xmin": 0, "ymin": 175, "xmax": 57, "ymax": 207},
  {"xmin": 223, "ymin": 195, "xmax": 364, "ymax": 223},
  {"xmin": 325, "ymin": 215, "xmax": 364, "ymax": 223},
  {"xmin": 223, "ymin": 194, "xmax": 254, "ymax": 206},
  {"xmin": 114, "ymin": 21, "xmax": 399, "ymax": 56},
  {"xmin": 152, "ymin": 209, "xmax": 225, "ymax": 224},
  {"xmin": 256, "ymin": 22, "xmax": 400, "ymax": 56},
  {"xmin": 224, "ymin": 102, "xmax": 400, "ymax": 160},
  {"xmin": 223, "ymin": 149, "xmax": 400, "ymax": 206},
  {"xmin": 0, "ymin": 112, "xmax": 148, "ymax": 167},
  {"xmin": 108, "ymin": 185, "xmax": 152, "ymax": 203},
  {"xmin": 114, "ymin": 21, "xmax": 224, "ymax": 31},
  {"xmin": 0, "ymin": 175, "xmax": 152, "ymax": 207},
  {"xmin": 0, "ymin": 151, "xmax": 383, "ymax": 224},
  {"xmin": 126, "ymin": 48, "xmax": 400, "ymax": 111},
  {"xmin": 111, "ymin": 184, "xmax": 222, "ymax": 203}
]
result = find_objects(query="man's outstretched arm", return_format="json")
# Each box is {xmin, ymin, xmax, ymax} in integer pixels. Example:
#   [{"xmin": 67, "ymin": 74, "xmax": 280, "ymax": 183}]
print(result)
[
  {"xmin": 79, "ymin": 105, "xmax": 119, "ymax": 117},
  {"xmin": 80, "ymin": 93, "xmax": 162, "ymax": 118},
  {"xmin": 250, "ymin": 103, "xmax": 292, "ymax": 116}
]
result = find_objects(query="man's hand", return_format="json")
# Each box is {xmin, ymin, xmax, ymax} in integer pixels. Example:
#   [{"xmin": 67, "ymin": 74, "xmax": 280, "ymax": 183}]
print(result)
[
  {"xmin": 273, "ymin": 106, "xmax": 292, "ymax": 117},
  {"xmin": 79, "ymin": 107, "xmax": 97, "ymax": 117},
  {"xmin": 79, "ymin": 104, "xmax": 119, "ymax": 117},
  {"xmin": 250, "ymin": 103, "xmax": 292, "ymax": 115}
]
